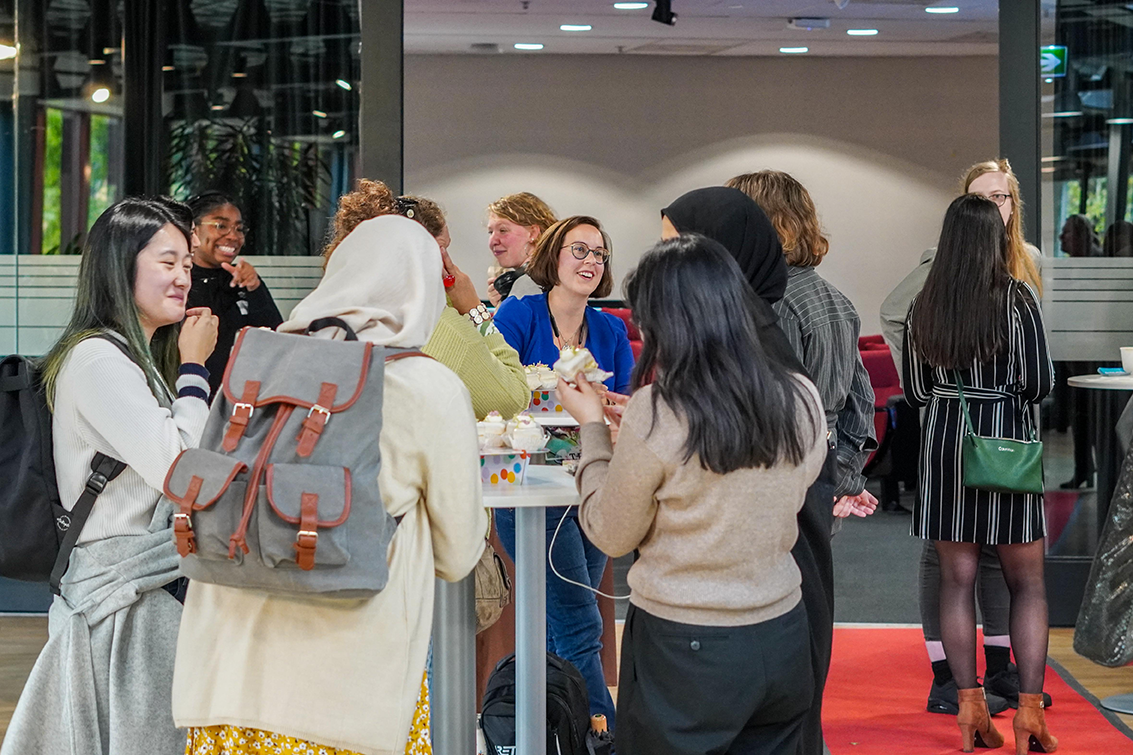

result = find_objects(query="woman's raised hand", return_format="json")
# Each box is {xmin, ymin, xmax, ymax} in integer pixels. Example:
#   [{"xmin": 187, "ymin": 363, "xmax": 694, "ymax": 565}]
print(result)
[
  {"xmin": 179, "ymin": 307, "xmax": 219, "ymax": 366},
  {"xmin": 441, "ymin": 248, "xmax": 482, "ymax": 315}
]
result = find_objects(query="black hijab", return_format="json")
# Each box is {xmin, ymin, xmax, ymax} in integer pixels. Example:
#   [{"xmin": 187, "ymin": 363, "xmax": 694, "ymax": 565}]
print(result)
[
  {"xmin": 662, "ymin": 186, "xmax": 803, "ymax": 374},
  {"xmin": 662, "ymin": 186, "xmax": 788, "ymax": 305}
]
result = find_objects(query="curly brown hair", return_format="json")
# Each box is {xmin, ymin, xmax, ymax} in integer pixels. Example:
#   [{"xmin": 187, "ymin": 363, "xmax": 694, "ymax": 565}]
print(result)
[
  {"xmin": 526, "ymin": 216, "xmax": 614, "ymax": 298},
  {"xmin": 726, "ymin": 171, "xmax": 829, "ymax": 268},
  {"xmin": 322, "ymin": 179, "xmax": 447, "ymax": 269},
  {"xmin": 486, "ymin": 192, "xmax": 557, "ymax": 234}
]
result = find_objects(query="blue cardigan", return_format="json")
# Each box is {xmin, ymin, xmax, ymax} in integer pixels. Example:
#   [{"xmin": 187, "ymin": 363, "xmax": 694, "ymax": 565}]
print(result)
[{"xmin": 494, "ymin": 293, "xmax": 635, "ymax": 394}]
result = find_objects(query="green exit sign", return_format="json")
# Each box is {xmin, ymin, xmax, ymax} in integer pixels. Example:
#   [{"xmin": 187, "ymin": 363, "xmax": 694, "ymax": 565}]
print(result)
[{"xmin": 1041, "ymin": 46, "xmax": 1067, "ymax": 78}]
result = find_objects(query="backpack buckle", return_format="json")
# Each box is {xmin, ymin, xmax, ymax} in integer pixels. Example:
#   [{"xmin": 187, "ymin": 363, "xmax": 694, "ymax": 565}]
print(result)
[
  {"xmin": 295, "ymin": 529, "xmax": 319, "ymax": 571},
  {"xmin": 233, "ymin": 402, "xmax": 255, "ymax": 419},
  {"xmin": 84, "ymin": 472, "xmax": 109, "ymax": 495},
  {"xmin": 306, "ymin": 404, "xmax": 330, "ymax": 419}
]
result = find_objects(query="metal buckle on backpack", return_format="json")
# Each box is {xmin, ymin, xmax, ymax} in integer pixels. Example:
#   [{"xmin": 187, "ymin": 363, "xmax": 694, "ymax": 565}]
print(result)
[
  {"xmin": 306, "ymin": 404, "xmax": 330, "ymax": 420},
  {"xmin": 297, "ymin": 529, "xmax": 319, "ymax": 541},
  {"xmin": 84, "ymin": 472, "xmax": 109, "ymax": 495},
  {"xmin": 233, "ymin": 402, "xmax": 254, "ymax": 419},
  {"xmin": 173, "ymin": 513, "xmax": 192, "ymax": 528}
]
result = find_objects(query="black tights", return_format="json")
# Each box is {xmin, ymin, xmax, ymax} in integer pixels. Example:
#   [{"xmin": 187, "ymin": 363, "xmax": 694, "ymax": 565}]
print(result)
[{"xmin": 934, "ymin": 539, "xmax": 1049, "ymax": 694}]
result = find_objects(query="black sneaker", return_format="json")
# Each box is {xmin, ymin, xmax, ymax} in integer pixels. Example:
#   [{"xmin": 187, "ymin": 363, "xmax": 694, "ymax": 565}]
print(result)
[
  {"xmin": 927, "ymin": 679, "xmax": 1011, "ymax": 715},
  {"xmin": 984, "ymin": 663, "xmax": 1053, "ymax": 709}
]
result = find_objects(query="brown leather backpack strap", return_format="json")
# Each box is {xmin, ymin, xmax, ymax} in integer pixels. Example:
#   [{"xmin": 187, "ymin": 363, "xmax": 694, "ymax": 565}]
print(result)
[
  {"xmin": 173, "ymin": 476, "xmax": 203, "ymax": 557},
  {"xmin": 294, "ymin": 492, "xmax": 320, "ymax": 571},
  {"xmin": 385, "ymin": 350, "xmax": 430, "ymax": 363},
  {"xmin": 296, "ymin": 382, "xmax": 338, "ymax": 458},
  {"xmin": 223, "ymin": 380, "xmax": 261, "ymax": 452}
]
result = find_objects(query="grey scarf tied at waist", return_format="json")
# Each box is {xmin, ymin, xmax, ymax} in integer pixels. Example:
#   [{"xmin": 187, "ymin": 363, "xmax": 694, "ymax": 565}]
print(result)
[{"xmin": 0, "ymin": 500, "xmax": 186, "ymax": 755}]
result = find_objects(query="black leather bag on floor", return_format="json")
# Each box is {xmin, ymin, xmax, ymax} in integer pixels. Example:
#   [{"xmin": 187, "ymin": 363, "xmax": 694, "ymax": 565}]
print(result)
[{"xmin": 480, "ymin": 651, "xmax": 590, "ymax": 755}]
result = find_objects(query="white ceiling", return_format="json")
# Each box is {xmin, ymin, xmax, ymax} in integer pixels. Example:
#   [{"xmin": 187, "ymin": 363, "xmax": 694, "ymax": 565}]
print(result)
[{"xmin": 404, "ymin": 0, "xmax": 1002, "ymax": 57}]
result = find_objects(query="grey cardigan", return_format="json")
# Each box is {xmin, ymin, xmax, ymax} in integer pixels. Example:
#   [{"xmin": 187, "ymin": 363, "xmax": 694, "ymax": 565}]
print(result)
[{"xmin": 0, "ymin": 501, "xmax": 184, "ymax": 755}]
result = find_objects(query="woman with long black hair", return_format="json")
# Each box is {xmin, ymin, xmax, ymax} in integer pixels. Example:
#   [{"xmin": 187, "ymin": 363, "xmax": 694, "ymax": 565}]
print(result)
[
  {"xmin": 905, "ymin": 194, "xmax": 1055, "ymax": 753},
  {"xmin": 2, "ymin": 198, "xmax": 218, "ymax": 755},
  {"xmin": 659, "ymin": 186, "xmax": 838, "ymax": 755},
  {"xmin": 558, "ymin": 234, "xmax": 826, "ymax": 754}
]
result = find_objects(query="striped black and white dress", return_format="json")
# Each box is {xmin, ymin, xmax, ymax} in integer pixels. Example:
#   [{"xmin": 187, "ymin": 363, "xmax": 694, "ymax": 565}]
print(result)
[{"xmin": 903, "ymin": 282, "xmax": 1054, "ymax": 544}]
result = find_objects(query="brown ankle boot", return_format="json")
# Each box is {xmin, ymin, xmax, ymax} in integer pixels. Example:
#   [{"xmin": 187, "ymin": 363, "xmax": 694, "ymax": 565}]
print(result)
[
  {"xmin": 958, "ymin": 687, "xmax": 1005, "ymax": 752},
  {"xmin": 1014, "ymin": 692, "xmax": 1058, "ymax": 754}
]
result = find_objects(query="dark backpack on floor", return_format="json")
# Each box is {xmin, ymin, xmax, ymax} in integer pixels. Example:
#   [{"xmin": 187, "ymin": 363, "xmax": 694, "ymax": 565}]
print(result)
[
  {"xmin": 481, "ymin": 651, "xmax": 590, "ymax": 755},
  {"xmin": 0, "ymin": 336, "xmax": 127, "ymax": 592}
]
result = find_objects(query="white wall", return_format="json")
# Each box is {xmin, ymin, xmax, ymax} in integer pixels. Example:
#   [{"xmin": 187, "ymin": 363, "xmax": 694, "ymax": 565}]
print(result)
[{"xmin": 403, "ymin": 54, "xmax": 999, "ymax": 335}]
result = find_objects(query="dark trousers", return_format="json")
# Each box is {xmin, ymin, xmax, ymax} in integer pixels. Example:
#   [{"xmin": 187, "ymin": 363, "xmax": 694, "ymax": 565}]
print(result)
[{"xmin": 616, "ymin": 602, "xmax": 812, "ymax": 755}]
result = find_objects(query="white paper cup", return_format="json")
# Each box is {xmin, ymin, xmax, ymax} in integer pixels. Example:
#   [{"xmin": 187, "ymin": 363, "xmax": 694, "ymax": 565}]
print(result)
[{"xmin": 1122, "ymin": 347, "xmax": 1133, "ymax": 374}]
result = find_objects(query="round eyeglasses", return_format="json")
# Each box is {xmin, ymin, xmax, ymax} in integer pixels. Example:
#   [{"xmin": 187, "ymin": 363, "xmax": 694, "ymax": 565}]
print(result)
[
  {"xmin": 562, "ymin": 242, "xmax": 610, "ymax": 264},
  {"xmin": 198, "ymin": 220, "xmax": 250, "ymax": 237},
  {"xmin": 981, "ymin": 192, "xmax": 1011, "ymax": 208}
]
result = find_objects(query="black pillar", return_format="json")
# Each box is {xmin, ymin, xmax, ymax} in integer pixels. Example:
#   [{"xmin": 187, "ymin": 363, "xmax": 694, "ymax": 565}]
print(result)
[
  {"xmin": 1000, "ymin": 0, "xmax": 1042, "ymax": 246},
  {"xmin": 122, "ymin": 0, "xmax": 167, "ymax": 197},
  {"xmin": 359, "ymin": 0, "xmax": 403, "ymax": 193}
]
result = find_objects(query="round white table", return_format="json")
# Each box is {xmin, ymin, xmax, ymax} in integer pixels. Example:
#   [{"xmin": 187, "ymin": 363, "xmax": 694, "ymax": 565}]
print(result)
[
  {"xmin": 483, "ymin": 466, "xmax": 580, "ymax": 755},
  {"xmin": 1067, "ymin": 374, "xmax": 1133, "ymax": 716}
]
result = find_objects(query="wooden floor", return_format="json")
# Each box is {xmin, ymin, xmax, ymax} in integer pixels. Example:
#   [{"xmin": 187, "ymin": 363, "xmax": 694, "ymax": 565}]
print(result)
[
  {"xmin": 2, "ymin": 619, "xmax": 1130, "ymax": 744},
  {"xmin": 1, "ymin": 616, "xmax": 47, "ymax": 741}
]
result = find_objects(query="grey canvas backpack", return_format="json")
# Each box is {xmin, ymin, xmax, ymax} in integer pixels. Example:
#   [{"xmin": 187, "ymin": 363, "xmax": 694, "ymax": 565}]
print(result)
[{"xmin": 163, "ymin": 319, "xmax": 427, "ymax": 598}]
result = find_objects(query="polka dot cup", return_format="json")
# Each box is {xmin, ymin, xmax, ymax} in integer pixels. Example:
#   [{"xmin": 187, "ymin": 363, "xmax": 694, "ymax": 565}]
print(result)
[
  {"xmin": 528, "ymin": 389, "xmax": 565, "ymax": 414},
  {"xmin": 480, "ymin": 450, "xmax": 531, "ymax": 486}
]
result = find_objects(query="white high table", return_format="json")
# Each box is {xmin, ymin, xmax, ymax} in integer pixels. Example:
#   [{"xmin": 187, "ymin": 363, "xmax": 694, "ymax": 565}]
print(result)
[{"xmin": 483, "ymin": 464, "xmax": 580, "ymax": 755}]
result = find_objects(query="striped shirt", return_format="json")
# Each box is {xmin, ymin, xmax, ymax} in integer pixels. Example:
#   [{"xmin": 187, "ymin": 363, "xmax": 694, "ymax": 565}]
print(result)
[{"xmin": 773, "ymin": 266, "xmax": 877, "ymax": 497}]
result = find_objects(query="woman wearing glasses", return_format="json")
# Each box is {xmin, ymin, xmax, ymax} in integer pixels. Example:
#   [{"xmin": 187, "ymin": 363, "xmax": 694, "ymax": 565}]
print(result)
[
  {"xmin": 493, "ymin": 215, "xmax": 635, "ymax": 730},
  {"xmin": 186, "ymin": 191, "xmax": 283, "ymax": 396}
]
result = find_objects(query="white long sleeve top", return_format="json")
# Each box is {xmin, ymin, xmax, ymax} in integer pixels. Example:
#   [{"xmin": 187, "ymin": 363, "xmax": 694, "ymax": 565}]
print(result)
[{"xmin": 52, "ymin": 337, "xmax": 211, "ymax": 544}]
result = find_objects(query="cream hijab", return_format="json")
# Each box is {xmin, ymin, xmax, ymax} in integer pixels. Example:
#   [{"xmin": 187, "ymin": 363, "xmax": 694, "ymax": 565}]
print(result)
[{"xmin": 279, "ymin": 214, "xmax": 444, "ymax": 348}]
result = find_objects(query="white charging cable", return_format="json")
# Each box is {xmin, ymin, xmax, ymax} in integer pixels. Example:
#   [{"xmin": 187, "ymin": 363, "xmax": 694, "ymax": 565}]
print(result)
[{"xmin": 547, "ymin": 506, "xmax": 631, "ymax": 600}]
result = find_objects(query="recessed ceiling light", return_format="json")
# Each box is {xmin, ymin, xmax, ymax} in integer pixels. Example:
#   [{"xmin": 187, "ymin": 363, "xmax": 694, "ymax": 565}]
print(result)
[
  {"xmin": 613, "ymin": 2, "xmax": 649, "ymax": 9},
  {"xmin": 162, "ymin": 65, "xmax": 174, "ymax": 71},
  {"xmin": 1042, "ymin": 111, "xmax": 1081, "ymax": 118},
  {"xmin": 925, "ymin": 6, "xmax": 960, "ymax": 13},
  {"xmin": 1107, "ymin": 118, "xmax": 1133, "ymax": 125},
  {"xmin": 335, "ymin": 79, "xmax": 352, "ymax": 91},
  {"xmin": 91, "ymin": 87, "xmax": 110, "ymax": 103},
  {"xmin": 102, "ymin": 47, "xmax": 116, "ymax": 55},
  {"xmin": 89, "ymin": 58, "xmax": 105, "ymax": 65},
  {"xmin": 847, "ymin": 29, "xmax": 878, "ymax": 36},
  {"xmin": 514, "ymin": 43, "xmax": 544, "ymax": 50},
  {"xmin": 231, "ymin": 71, "xmax": 247, "ymax": 78},
  {"xmin": 210, "ymin": 104, "xmax": 225, "ymax": 111},
  {"xmin": 0, "ymin": 44, "xmax": 15, "ymax": 60},
  {"xmin": 779, "ymin": 47, "xmax": 809, "ymax": 54},
  {"xmin": 560, "ymin": 24, "xmax": 592, "ymax": 32},
  {"xmin": 313, "ymin": 110, "xmax": 328, "ymax": 118},
  {"xmin": 332, "ymin": 130, "xmax": 346, "ymax": 139}
]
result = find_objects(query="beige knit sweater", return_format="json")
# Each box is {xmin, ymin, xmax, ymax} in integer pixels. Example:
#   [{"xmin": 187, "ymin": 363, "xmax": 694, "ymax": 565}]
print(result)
[
  {"xmin": 576, "ymin": 379, "xmax": 827, "ymax": 627},
  {"xmin": 172, "ymin": 357, "xmax": 487, "ymax": 755}
]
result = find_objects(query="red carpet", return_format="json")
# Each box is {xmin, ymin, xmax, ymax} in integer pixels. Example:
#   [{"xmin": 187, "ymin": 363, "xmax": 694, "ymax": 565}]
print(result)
[{"xmin": 824, "ymin": 627, "xmax": 1133, "ymax": 754}]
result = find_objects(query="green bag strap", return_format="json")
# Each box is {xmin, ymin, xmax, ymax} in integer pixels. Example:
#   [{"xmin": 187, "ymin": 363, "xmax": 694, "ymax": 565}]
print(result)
[{"xmin": 953, "ymin": 370, "xmax": 1036, "ymax": 442}]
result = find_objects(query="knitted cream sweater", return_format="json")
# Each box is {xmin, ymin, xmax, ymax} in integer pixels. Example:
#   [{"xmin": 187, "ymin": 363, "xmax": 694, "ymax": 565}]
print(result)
[{"xmin": 52, "ymin": 338, "xmax": 210, "ymax": 544}]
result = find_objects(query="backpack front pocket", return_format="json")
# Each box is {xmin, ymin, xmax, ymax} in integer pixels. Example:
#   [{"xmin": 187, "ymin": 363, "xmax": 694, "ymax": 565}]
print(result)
[
  {"xmin": 260, "ymin": 463, "xmax": 352, "ymax": 569},
  {"xmin": 163, "ymin": 449, "xmax": 248, "ymax": 560}
]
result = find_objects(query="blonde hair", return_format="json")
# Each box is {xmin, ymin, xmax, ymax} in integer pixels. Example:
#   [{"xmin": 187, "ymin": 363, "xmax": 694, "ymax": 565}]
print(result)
[
  {"xmin": 486, "ymin": 192, "xmax": 557, "ymax": 235},
  {"xmin": 726, "ymin": 171, "xmax": 829, "ymax": 267},
  {"xmin": 962, "ymin": 159, "xmax": 1042, "ymax": 295}
]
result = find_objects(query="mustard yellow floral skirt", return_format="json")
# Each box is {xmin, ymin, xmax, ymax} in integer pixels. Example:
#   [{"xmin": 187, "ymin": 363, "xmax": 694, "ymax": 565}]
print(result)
[{"xmin": 185, "ymin": 672, "xmax": 431, "ymax": 755}]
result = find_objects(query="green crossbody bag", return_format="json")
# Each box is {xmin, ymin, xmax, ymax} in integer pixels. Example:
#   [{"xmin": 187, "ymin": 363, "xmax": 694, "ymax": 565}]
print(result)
[{"xmin": 956, "ymin": 372, "xmax": 1044, "ymax": 495}]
